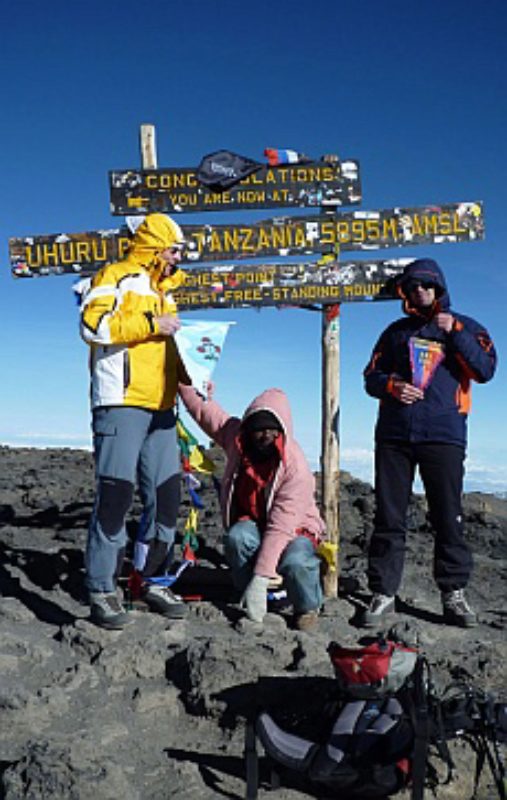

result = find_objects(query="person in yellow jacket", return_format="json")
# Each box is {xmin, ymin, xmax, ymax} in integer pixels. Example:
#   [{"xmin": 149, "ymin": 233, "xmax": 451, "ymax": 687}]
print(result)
[{"xmin": 80, "ymin": 213, "xmax": 188, "ymax": 629}]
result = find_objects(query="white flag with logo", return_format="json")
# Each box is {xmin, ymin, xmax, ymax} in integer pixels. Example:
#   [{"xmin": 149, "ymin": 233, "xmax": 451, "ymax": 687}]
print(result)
[{"xmin": 175, "ymin": 320, "xmax": 235, "ymax": 394}]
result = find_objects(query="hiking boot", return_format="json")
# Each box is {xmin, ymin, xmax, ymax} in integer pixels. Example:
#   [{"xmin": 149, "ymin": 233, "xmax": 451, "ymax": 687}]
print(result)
[
  {"xmin": 143, "ymin": 585, "xmax": 187, "ymax": 619},
  {"xmin": 442, "ymin": 589, "xmax": 477, "ymax": 628},
  {"xmin": 89, "ymin": 591, "xmax": 132, "ymax": 630},
  {"xmin": 359, "ymin": 593, "xmax": 395, "ymax": 627},
  {"xmin": 294, "ymin": 609, "xmax": 319, "ymax": 632}
]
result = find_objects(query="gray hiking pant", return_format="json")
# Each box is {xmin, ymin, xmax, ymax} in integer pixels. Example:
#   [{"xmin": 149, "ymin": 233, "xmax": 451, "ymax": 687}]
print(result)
[
  {"xmin": 85, "ymin": 406, "xmax": 180, "ymax": 593},
  {"xmin": 224, "ymin": 519, "xmax": 323, "ymax": 614}
]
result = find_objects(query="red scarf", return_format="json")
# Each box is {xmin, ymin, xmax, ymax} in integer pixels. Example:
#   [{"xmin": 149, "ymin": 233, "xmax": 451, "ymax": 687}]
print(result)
[{"xmin": 232, "ymin": 434, "xmax": 283, "ymax": 530}]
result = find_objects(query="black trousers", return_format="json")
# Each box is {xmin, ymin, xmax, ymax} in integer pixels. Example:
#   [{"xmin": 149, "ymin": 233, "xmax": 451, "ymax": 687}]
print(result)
[{"xmin": 367, "ymin": 441, "xmax": 472, "ymax": 596}]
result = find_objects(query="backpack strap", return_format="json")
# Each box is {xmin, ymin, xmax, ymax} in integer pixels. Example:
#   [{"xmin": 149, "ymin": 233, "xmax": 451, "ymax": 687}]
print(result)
[
  {"xmin": 440, "ymin": 684, "xmax": 506, "ymax": 800},
  {"xmin": 469, "ymin": 712, "xmax": 507, "ymax": 800},
  {"xmin": 483, "ymin": 738, "xmax": 506, "ymax": 800},
  {"xmin": 255, "ymin": 712, "xmax": 318, "ymax": 771},
  {"xmin": 410, "ymin": 656, "xmax": 431, "ymax": 800},
  {"xmin": 244, "ymin": 719, "xmax": 259, "ymax": 800},
  {"xmin": 426, "ymin": 684, "xmax": 455, "ymax": 786},
  {"xmin": 483, "ymin": 698, "xmax": 507, "ymax": 800}
]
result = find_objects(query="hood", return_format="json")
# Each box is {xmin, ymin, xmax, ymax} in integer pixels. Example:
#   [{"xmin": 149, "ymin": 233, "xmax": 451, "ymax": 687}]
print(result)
[
  {"xmin": 127, "ymin": 213, "xmax": 185, "ymax": 269},
  {"xmin": 398, "ymin": 258, "xmax": 450, "ymax": 314},
  {"xmin": 241, "ymin": 388, "xmax": 293, "ymax": 440}
]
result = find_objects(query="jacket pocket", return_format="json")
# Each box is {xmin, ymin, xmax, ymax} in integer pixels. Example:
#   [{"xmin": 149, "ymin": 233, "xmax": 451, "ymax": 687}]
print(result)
[{"xmin": 93, "ymin": 416, "xmax": 117, "ymax": 437}]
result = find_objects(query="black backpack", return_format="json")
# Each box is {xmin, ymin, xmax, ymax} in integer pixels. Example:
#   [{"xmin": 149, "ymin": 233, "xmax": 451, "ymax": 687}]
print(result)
[{"xmin": 244, "ymin": 639, "xmax": 506, "ymax": 800}]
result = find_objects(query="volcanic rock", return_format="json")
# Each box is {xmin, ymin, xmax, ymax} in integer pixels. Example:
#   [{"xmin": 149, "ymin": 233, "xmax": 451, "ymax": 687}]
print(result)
[{"xmin": 0, "ymin": 445, "xmax": 505, "ymax": 799}]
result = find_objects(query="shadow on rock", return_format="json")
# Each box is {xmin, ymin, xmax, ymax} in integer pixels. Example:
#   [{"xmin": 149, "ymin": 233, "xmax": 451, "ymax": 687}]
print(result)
[
  {"xmin": 165, "ymin": 746, "xmax": 325, "ymax": 799},
  {"xmin": 395, "ymin": 596, "xmax": 443, "ymax": 625},
  {"xmin": 216, "ymin": 676, "xmax": 340, "ymax": 732},
  {"xmin": 2, "ymin": 502, "xmax": 91, "ymax": 531},
  {"xmin": 165, "ymin": 748, "xmax": 245, "ymax": 800},
  {"xmin": 0, "ymin": 541, "xmax": 85, "ymax": 604},
  {"xmin": 166, "ymin": 677, "xmax": 347, "ymax": 798},
  {"xmin": 0, "ymin": 561, "xmax": 77, "ymax": 626}
]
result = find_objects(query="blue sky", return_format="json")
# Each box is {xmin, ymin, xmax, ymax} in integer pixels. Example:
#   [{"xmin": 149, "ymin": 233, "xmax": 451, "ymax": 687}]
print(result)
[{"xmin": 1, "ymin": 0, "xmax": 505, "ymax": 493}]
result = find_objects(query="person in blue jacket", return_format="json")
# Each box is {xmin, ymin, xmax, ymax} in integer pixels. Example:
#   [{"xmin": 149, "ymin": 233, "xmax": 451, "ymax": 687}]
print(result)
[{"xmin": 360, "ymin": 258, "xmax": 496, "ymax": 628}]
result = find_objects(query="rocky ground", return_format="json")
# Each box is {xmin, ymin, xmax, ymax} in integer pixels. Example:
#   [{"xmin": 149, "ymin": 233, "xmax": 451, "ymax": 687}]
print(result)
[{"xmin": 0, "ymin": 444, "xmax": 505, "ymax": 799}]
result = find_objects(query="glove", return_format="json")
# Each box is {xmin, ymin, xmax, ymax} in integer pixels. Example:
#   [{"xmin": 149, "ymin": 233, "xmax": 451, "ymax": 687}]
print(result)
[{"xmin": 241, "ymin": 575, "xmax": 270, "ymax": 623}]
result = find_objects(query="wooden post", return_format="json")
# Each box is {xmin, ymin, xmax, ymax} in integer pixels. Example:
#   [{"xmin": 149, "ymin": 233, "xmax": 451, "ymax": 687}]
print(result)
[
  {"xmin": 319, "ymin": 161, "xmax": 341, "ymax": 599},
  {"xmin": 140, "ymin": 123, "xmax": 158, "ymax": 169},
  {"xmin": 321, "ymin": 303, "xmax": 341, "ymax": 597}
]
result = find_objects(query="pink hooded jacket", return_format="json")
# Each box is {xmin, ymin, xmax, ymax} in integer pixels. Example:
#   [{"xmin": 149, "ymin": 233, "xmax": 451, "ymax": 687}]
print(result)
[{"xmin": 178, "ymin": 384, "xmax": 325, "ymax": 578}]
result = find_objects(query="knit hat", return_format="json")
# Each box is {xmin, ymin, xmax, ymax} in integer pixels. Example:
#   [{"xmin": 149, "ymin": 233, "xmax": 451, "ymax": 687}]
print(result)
[{"xmin": 244, "ymin": 410, "xmax": 282, "ymax": 433}]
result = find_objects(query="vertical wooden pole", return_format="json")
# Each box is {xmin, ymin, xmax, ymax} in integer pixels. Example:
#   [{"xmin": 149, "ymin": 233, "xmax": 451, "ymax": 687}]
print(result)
[
  {"xmin": 140, "ymin": 123, "xmax": 158, "ymax": 169},
  {"xmin": 319, "ymin": 159, "xmax": 341, "ymax": 598},
  {"xmin": 321, "ymin": 303, "xmax": 341, "ymax": 597}
]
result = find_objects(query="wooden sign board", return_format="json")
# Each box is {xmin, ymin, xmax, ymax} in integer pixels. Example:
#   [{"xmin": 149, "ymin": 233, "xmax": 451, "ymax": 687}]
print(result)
[
  {"xmin": 9, "ymin": 202, "xmax": 483, "ymax": 278},
  {"xmin": 109, "ymin": 160, "xmax": 362, "ymax": 214},
  {"xmin": 174, "ymin": 259, "xmax": 410, "ymax": 310}
]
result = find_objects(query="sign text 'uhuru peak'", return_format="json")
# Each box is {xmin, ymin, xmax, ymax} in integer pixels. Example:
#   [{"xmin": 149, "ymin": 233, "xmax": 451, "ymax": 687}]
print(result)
[{"xmin": 10, "ymin": 202, "xmax": 483, "ymax": 278}]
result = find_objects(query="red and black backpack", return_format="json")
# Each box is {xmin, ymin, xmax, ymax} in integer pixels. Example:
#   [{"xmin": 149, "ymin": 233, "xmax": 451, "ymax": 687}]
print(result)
[
  {"xmin": 247, "ymin": 639, "xmax": 445, "ymax": 800},
  {"xmin": 245, "ymin": 638, "xmax": 506, "ymax": 799}
]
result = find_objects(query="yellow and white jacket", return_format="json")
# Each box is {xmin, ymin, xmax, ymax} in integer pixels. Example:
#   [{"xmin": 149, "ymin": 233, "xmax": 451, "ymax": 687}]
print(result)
[{"xmin": 80, "ymin": 214, "xmax": 186, "ymax": 411}]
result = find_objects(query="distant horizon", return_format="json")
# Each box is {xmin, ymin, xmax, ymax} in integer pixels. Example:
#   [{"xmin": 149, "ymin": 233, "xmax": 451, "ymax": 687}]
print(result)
[{"xmin": 2, "ymin": 434, "xmax": 505, "ymax": 499}]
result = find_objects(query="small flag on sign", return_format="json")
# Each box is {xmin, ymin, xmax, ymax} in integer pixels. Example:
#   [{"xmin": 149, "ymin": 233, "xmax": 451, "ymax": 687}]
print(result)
[{"xmin": 264, "ymin": 148, "xmax": 311, "ymax": 166}]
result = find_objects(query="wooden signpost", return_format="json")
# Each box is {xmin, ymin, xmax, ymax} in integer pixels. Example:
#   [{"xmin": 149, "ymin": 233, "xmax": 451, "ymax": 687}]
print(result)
[
  {"xmin": 9, "ymin": 202, "xmax": 484, "ymax": 278},
  {"xmin": 173, "ymin": 258, "xmax": 410, "ymax": 310},
  {"xmin": 321, "ymin": 304, "xmax": 340, "ymax": 596},
  {"xmin": 109, "ymin": 160, "xmax": 362, "ymax": 214},
  {"xmin": 8, "ymin": 124, "xmax": 485, "ymax": 600}
]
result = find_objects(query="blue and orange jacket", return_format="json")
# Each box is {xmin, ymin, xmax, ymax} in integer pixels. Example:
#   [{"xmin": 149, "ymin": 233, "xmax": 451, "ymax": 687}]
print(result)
[{"xmin": 363, "ymin": 259, "xmax": 497, "ymax": 447}]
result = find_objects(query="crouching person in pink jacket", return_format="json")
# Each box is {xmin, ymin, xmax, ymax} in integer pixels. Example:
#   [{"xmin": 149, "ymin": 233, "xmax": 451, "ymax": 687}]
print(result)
[{"xmin": 178, "ymin": 383, "xmax": 325, "ymax": 631}]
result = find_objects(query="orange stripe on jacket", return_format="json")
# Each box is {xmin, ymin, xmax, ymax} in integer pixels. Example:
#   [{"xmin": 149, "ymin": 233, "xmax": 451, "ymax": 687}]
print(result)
[
  {"xmin": 477, "ymin": 332, "xmax": 494, "ymax": 354},
  {"xmin": 455, "ymin": 352, "xmax": 480, "ymax": 383},
  {"xmin": 455, "ymin": 376, "xmax": 472, "ymax": 414},
  {"xmin": 365, "ymin": 350, "xmax": 383, "ymax": 375}
]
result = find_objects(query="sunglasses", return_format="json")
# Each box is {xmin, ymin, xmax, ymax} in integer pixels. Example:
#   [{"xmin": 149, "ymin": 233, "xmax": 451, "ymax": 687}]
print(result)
[{"xmin": 406, "ymin": 280, "xmax": 436, "ymax": 292}]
